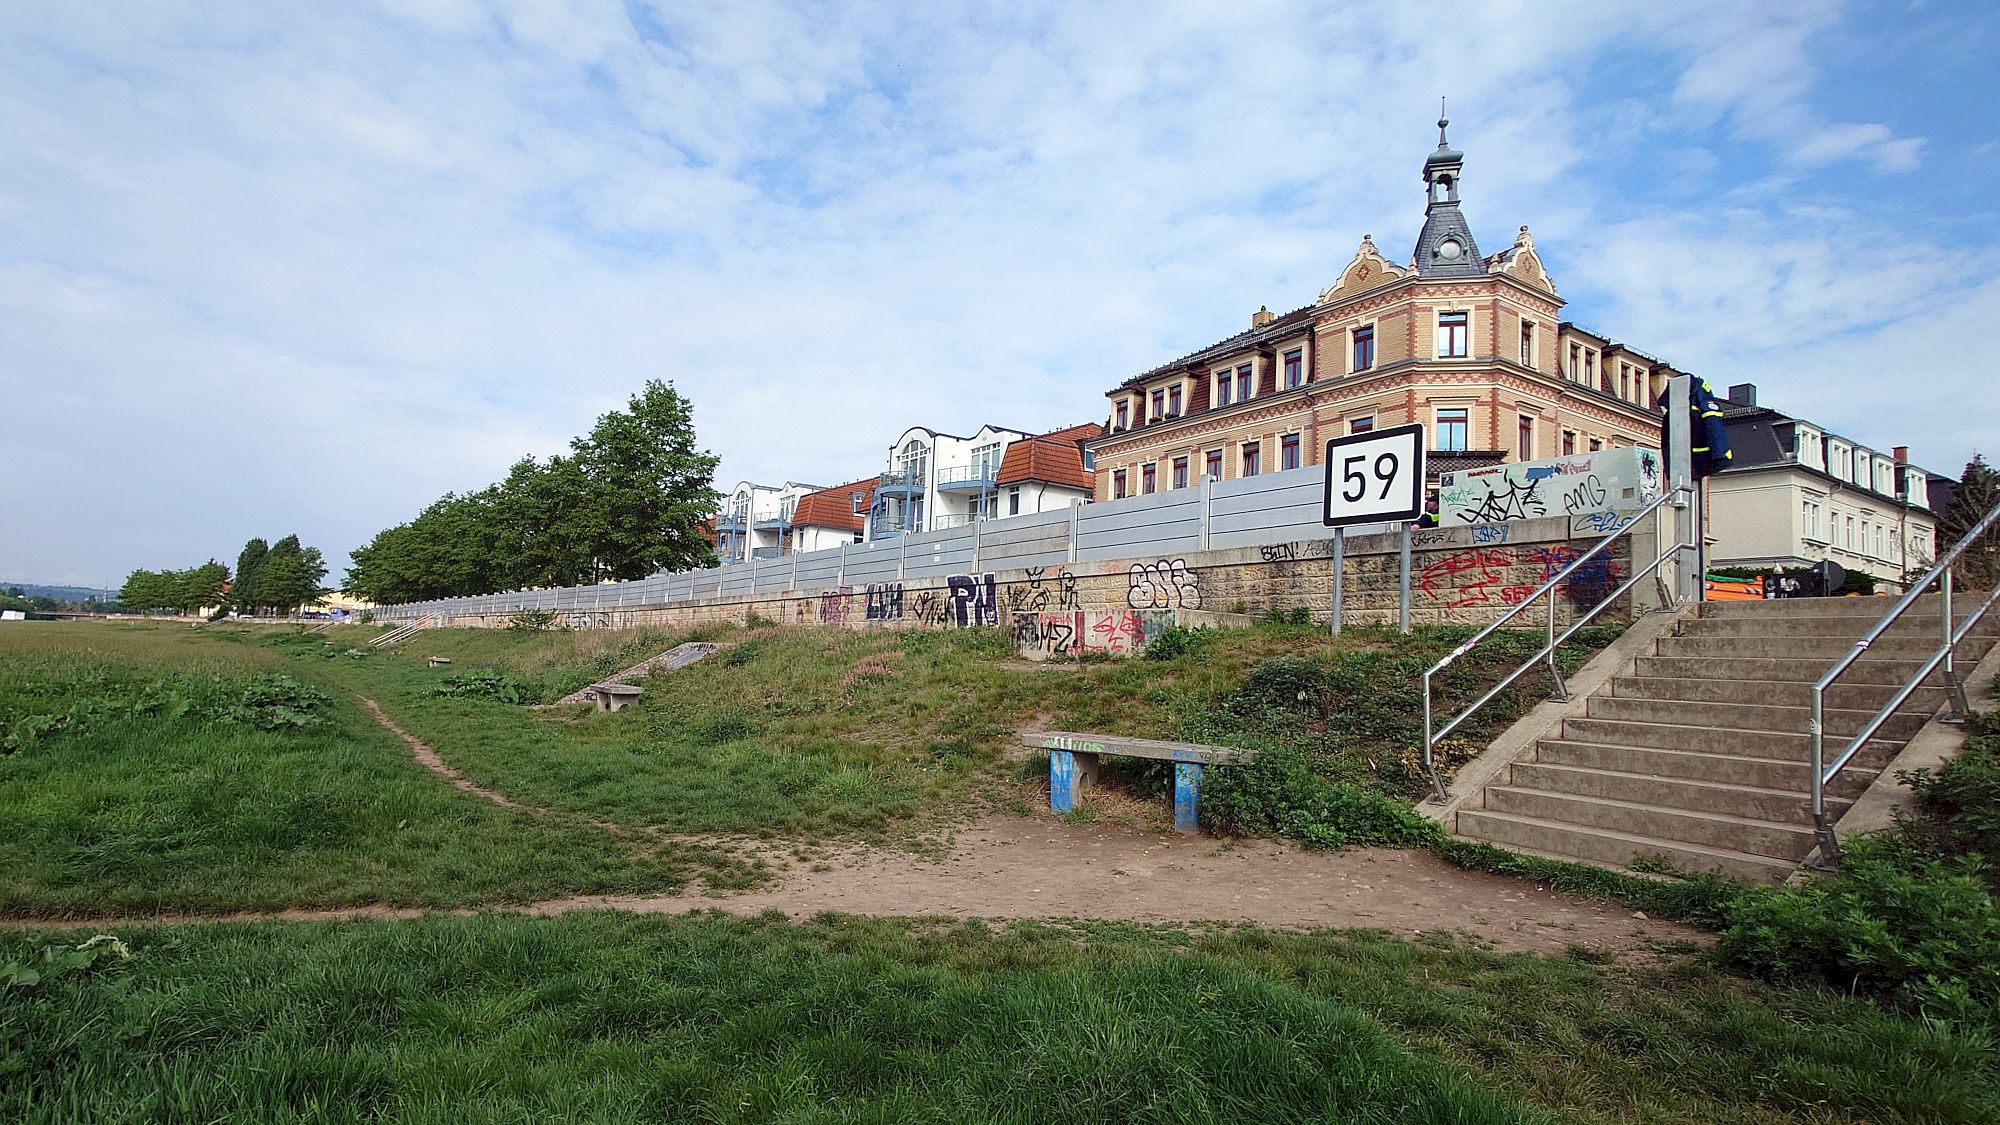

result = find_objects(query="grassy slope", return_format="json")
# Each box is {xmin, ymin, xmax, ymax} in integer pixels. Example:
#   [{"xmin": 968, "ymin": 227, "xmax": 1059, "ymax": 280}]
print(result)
[
  {"xmin": 0, "ymin": 625, "xmax": 752, "ymax": 916},
  {"xmin": 5, "ymin": 912, "xmax": 1994, "ymax": 1124}
]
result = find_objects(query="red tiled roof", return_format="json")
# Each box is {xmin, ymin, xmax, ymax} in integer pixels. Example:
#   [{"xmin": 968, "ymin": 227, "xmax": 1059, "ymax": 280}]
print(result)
[
  {"xmin": 996, "ymin": 422, "xmax": 1102, "ymax": 491},
  {"xmin": 792, "ymin": 477, "xmax": 875, "ymax": 532}
]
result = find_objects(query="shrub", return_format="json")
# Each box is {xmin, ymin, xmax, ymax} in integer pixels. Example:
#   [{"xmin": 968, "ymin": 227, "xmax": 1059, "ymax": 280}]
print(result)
[
  {"xmin": 1143, "ymin": 625, "xmax": 1213, "ymax": 662},
  {"xmin": 224, "ymin": 674, "xmax": 334, "ymax": 730},
  {"xmin": 1201, "ymin": 747, "xmax": 1443, "ymax": 851},
  {"xmin": 1228, "ymin": 657, "xmax": 1336, "ymax": 718},
  {"xmin": 506, "ymin": 609, "xmax": 561, "ymax": 632},
  {"xmin": 427, "ymin": 669, "xmax": 530, "ymax": 705},
  {"xmin": 1717, "ymin": 835, "xmax": 2000, "ymax": 1026},
  {"xmin": 1900, "ymin": 714, "xmax": 2000, "ymax": 875}
]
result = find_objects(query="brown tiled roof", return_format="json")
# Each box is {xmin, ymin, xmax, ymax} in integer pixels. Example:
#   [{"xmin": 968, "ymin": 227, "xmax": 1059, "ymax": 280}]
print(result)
[
  {"xmin": 1111, "ymin": 304, "xmax": 1316, "ymax": 393},
  {"xmin": 996, "ymin": 422, "xmax": 1103, "ymax": 491},
  {"xmin": 792, "ymin": 477, "xmax": 876, "ymax": 532}
]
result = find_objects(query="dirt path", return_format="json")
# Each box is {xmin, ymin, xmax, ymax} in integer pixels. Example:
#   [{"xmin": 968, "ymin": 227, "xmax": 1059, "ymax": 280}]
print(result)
[{"xmin": 2, "ymin": 698, "xmax": 1711, "ymax": 956}]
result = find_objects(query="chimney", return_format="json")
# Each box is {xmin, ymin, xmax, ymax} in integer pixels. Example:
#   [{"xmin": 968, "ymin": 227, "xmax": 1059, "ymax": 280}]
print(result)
[
  {"xmin": 1251, "ymin": 305, "xmax": 1275, "ymax": 328},
  {"xmin": 1725, "ymin": 382, "xmax": 1757, "ymax": 406},
  {"xmin": 1893, "ymin": 446, "xmax": 1908, "ymax": 463}
]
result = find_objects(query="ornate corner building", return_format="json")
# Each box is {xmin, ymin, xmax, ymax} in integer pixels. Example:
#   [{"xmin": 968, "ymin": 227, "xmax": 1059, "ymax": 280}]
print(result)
[{"xmin": 1089, "ymin": 118, "xmax": 1676, "ymax": 501}]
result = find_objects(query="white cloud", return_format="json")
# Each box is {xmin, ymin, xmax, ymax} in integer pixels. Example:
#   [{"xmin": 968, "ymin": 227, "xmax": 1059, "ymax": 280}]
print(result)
[{"xmin": 0, "ymin": 0, "xmax": 1986, "ymax": 586}]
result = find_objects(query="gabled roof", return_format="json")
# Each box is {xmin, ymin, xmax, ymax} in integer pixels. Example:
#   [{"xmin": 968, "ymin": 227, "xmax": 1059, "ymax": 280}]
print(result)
[
  {"xmin": 791, "ymin": 477, "xmax": 876, "ymax": 532},
  {"xmin": 1110, "ymin": 305, "xmax": 1316, "ymax": 394},
  {"xmin": 996, "ymin": 422, "xmax": 1103, "ymax": 491}
]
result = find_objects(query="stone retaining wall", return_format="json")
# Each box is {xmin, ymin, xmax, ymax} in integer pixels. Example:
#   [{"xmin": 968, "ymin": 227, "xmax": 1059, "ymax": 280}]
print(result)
[{"xmin": 425, "ymin": 515, "xmax": 1645, "ymax": 658}]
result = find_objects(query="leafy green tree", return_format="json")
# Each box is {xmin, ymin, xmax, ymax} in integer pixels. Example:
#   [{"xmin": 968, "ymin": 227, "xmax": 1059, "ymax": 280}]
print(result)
[
  {"xmin": 344, "ymin": 380, "xmax": 719, "ymax": 602},
  {"xmin": 1940, "ymin": 454, "xmax": 2000, "ymax": 590},
  {"xmin": 568, "ymin": 380, "xmax": 720, "ymax": 581},
  {"xmin": 258, "ymin": 535, "xmax": 328, "ymax": 614},
  {"xmin": 118, "ymin": 569, "xmax": 178, "ymax": 613},
  {"xmin": 178, "ymin": 560, "xmax": 230, "ymax": 614},
  {"xmin": 231, "ymin": 538, "xmax": 269, "ymax": 615}
]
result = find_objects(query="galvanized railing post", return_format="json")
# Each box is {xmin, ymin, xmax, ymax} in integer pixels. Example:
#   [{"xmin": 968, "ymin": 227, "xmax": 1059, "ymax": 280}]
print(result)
[
  {"xmin": 1942, "ymin": 568, "xmax": 1969, "ymax": 720},
  {"xmin": 1329, "ymin": 528, "xmax": 1344, "ymax": 637},
  {"xmin": 1546, "ymin": 584, "xmax": 1567, "ymax": 700},
  {"xmin": 1422, "ymin": 670, "xmax": 1444, "ymax": 802},
  {"xmin": 1398, "ymin": 522, "xmax": 1412, "ymax": 634}
]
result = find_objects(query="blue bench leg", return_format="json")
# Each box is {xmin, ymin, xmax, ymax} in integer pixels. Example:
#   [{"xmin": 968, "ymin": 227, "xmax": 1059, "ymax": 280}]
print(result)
[
  {"xmin": 1173, "ymin": 763, "xmax": 1203, "ymax": 834},
  {"xmin": 1050, "ymin": 750, "xmax": 1078, "ymax": 812}
]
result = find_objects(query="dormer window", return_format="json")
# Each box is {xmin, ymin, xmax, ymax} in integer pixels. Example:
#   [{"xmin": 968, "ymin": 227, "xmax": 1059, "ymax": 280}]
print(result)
[
  {"xmin": 1114, "ymin": 401, "xmax": 1128, "ymax": 430},
  {"xmin": 1150, "ymin": 389, "xmax": 1165, "ymax": 419},
  {"xmin": 1215, "ymin": 371, "xmax": 1231, "ymax": 407},
  {"xmin": 1167, "ymin": 385, "xmax": 1182, "ymax": 415},
  {"xmin": 1236, "ymin": 364, "xmax": 1253, "ymax": 401},
  {"xmin": 1284, "ymin": 349, "xmax": 1303, "ymax": 388}
]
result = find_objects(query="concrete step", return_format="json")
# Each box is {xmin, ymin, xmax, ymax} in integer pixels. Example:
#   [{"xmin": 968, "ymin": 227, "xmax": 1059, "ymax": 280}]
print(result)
[
  {"xmin": 1675, "ymin": 614, "xmax": 1942, "ymax": 639},
  {"xmin": 1454, "ymin": 807, "xmax": 1799, "ymax": 883},
  {"xmin": 1507, "ymin": 761, "xmax": 1837, "ymax": 823},
  {"xmin": 1585, "ymin": 695, "xmax": 1927, "ymax": 740},
  {"xmin": 1533, "ymin": 739, "xmax": 1883, "ymax": 795},
  {"xmin": 1696, "ymin": 594, "xmax": 1947, "ymax": 619},
  {"xmin": 1610, "ymin": 675, "xmax": 1945, "ymax": 712},
  {"xmin": 1483, "ymin": 786, "xmax": 1817, "ymax": 859},
  {"xmin": 1557, "ymin": 717, "xmax": 1905, "ymax": 761},
  {"xmin": 1656, "ymin": 635, "xmax": 1943, "ymax": 660},
  {"xmin": 1633, "ymin": 655, "xmax": 1930, "ymax": 686}
]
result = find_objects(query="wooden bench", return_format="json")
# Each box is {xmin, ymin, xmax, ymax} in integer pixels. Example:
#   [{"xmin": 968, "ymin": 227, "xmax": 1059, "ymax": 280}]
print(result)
[
  {"xmin": 1024, "ymin": 732, "xmax": 1254, "ymax": 834},
  {"xmin": 426, "ymin": 656, "xmax": 452, "ymax": 667},
  {"xmin": 590, "ymin": 683, "xmax": 644, "ymax": 712}
]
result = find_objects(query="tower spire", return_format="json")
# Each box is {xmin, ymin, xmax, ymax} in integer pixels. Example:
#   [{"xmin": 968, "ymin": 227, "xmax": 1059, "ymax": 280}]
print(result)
[
  {"xmin": 1414, "ymin": 107, "xmax": 1482, "ymax": 278},
  {"xmin": 1437, "ymin": 97, "xmax": 1448, "ymax": 148}
]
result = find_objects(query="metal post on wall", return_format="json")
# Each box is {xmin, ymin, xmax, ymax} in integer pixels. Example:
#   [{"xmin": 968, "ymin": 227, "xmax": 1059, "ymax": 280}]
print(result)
[
  {"xmin": 897, "ymin": 529, "xmax": 907, "ymax": 581},
  {"xmin": 971, "ymin": 517, "xmax": 982, "ymax": 572},
  {"xmin": 1398, "ymin": 522, "xmax": 1413, "ymax": 634},
  {"xmin": 1329, "ymin": 528, "xmax": 1345, "ymax": 636},
  {"xmin": 1203, "ymin": 475, "xmax": 1217, "ymax": 550},
  {"xmin": 790, "ymin": 549, "xmax": 799, "ymax": 592},
  {"xmin": 1067, "ymin": 500, "xmax": 1081, "ymax": 564}
]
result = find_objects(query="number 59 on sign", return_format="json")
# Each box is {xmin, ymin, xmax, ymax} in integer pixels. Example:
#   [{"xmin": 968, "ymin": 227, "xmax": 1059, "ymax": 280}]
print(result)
[{"xmin": 1321, "ymin": 422, "xmax": 1426, "ymax": 527}]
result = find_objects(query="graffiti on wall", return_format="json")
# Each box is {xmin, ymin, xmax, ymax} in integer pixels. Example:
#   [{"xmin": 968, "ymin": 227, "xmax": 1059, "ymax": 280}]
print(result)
[
  {"xmin": 910, "ymin": 590, "xmax": 946, "ymax": 627},
  {"xmin": 818, "ymin": 586, "xmax": 854, "ymax": 625},
  {"xmin": 1005, "ymin": 566, "xmax": 1079, "ymax": 615},
  {"xmin": 1127, "ymin": 559, "xmax": 1202, "ymax": 610},
  {"xmin": 946, "ymin": 573, "xmax": 998, "ymax": 627},
  {"xmin": 1013, "ymin": 609, "xmax": 1173, "ymax": 659},
  {"xmin": 563, "ymin": 610, "xmax": 635, "ymax": 629},
  {"xmin": 1415, "ymin": 546, "xmax": 1624, "ymax": 611},
  {"xmin": 1438, "ymin": 447, "xmax": 1661, "ymax": 527},
  {"xmin": 865, "ymin": 582, "xmax": 903, "ymax": 621},
  {"xmin": 1258, "ymin": 540, "xmax": 1337, "ymax": 563}
]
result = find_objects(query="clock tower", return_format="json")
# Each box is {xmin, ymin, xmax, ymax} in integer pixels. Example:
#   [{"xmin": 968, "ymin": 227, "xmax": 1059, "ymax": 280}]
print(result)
[{"xmin": 1413, "ymin": 111, "xmax": 1485, "ymax": 279}]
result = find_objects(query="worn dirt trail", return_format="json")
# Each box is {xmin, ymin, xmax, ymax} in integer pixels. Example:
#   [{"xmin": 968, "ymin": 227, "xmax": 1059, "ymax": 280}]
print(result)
[{"xmin": 4, "ymin": 697, "xmax": 1710, "ymax": 956}]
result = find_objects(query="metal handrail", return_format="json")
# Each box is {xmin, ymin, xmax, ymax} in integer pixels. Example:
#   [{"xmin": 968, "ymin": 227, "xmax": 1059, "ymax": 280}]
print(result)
[
  {"xmin": 1419, "ymin": 485, "xmax": 1698, "ymax": 803},
  {"xmin": 1810, "ymin": 498, "xmax": 2000, "ymax": 865}
]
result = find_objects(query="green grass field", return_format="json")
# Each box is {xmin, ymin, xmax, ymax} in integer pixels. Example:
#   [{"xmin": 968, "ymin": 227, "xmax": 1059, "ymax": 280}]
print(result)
[
  {"xmin": 6, "ymin": 912, "xmax": 1994, "ymax": 1124},
  {"xmin": 5, "ymin": 617, "xmax": 1997, "ymax": 1122}
]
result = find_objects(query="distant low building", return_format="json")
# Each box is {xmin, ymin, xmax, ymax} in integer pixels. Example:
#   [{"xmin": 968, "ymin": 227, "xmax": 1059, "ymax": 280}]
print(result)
[
  {"xmin": 1709, "ymin": 384, "xmax": 1937, "ymax": 592},
  {"xmin": 868, "ymin": 421, "xmax": 1100, "ymax": 539},
  {"xmin": 790, "ymin": 476, "xmax": 876, "ymax": 552}
]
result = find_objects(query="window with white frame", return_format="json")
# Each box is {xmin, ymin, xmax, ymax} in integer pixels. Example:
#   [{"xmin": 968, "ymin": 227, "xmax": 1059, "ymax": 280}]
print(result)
[{"xmin": 1435, "ymin": 406, "xmax": 1470, "ymax": 451}]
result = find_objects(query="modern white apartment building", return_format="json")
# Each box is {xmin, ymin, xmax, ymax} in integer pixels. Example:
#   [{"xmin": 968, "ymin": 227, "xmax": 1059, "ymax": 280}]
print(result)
[
  {"xmin": 713, "ymin": 480, "xmax": 825, "ymax": 562},
  {"xmin": 1708, "ymin": 384, "xmax": 1937, "ymax": 592},
  {"xmin": 866, "ymin": 422, "xmax": 1098, "ymax": 539}
]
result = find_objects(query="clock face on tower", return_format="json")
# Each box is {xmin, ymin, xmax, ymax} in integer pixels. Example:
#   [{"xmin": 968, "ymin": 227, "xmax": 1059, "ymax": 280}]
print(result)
[{"xmin": 1435, "ymin": 238, "xmax": 1463, "ymax": 261}]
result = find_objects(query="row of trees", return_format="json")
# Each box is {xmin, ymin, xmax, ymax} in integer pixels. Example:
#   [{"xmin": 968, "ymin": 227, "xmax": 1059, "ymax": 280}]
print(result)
[
  {"xmin": 118, "ymin": 535, "xmax": 329, "ymax": 617},
  {"xmin": 343, "ymin": 381, "xmax": 720, "ymax": 605}
]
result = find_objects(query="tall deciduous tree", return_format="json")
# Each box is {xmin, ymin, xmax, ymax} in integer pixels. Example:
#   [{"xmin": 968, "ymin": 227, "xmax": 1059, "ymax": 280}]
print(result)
[
  {"xmin": 343, "ymin": 380, "xmax": 719, "ymax": 603},
  {"xmin": 1940, "ymin": 454, "xmax": 2000, "ymax": 590},
  {"xmin": 231, "ymin": 538, "xmax": 269, "ymax": 615},
  {"xmin": 570, "ymin": 380, "xmax": 720, "ymax": 581},
  {"xmin": 258, "ymin": 535, "xmax": 329, "ymax": 613}
]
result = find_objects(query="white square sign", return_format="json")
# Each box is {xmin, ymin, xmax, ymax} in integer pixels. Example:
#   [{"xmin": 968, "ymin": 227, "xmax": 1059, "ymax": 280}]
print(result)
[{"xmin": 1322, "ymin": 422, "xmax": 1426, "ymax": 527}]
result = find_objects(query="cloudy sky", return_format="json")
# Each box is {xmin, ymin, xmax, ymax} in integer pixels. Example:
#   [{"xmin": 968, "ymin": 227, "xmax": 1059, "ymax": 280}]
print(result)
[{"xmin": 3, "ymin": 1, "xmax": 1994, "ymax": 587}]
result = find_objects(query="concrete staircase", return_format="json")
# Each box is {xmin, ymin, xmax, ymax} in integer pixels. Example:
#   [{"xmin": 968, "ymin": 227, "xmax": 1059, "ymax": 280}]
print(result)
[{"xmin": 1455, "ymin": 594, "xmax": 1999, "ymax": 882}]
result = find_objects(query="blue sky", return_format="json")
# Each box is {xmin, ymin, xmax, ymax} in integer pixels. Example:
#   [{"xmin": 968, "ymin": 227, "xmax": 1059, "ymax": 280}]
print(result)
[{"xmin": 3, "ymin": 0, "xmax": 1994, "ymax": 586}]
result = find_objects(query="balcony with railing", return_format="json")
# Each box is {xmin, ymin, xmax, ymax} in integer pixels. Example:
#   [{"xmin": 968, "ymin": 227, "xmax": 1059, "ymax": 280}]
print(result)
[
  {"xmin": 930, "ymin": 512, "xmax": 987, "ymax": 529},
  {"xmin": 933, "ymin": 464, "xmax": 997, "ymax": 492},
  {"xmin": 877, "ymin": 468, "xmax": 925, "ymax": 493},
  {"xmin": 713, "ymin": 507, "xmax": 750, "ymax": 532}
]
